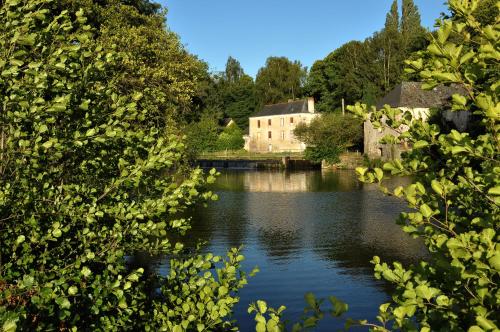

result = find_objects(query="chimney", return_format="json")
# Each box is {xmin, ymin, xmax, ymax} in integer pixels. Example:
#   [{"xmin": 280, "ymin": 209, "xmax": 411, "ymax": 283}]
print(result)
[{"xmin": 307, "ymin": 97, "xmax": 315, "ymax": 113}]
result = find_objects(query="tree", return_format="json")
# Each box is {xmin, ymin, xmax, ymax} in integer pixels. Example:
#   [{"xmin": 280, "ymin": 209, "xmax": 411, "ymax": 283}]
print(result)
[
  {"xmin": 255, "ymin": 56, "xmax": 307, "ymax": 105},
  {"xmin": 378, "ymin": 0, "xmax": 403, "ymax": 92},
  {"xmin": 0, "ymin": 1, "xmax": 251, "ymax": 330},
  {"xmin": 305, "ymin": 0, "xmax": 428, "ymax": 111},
  {"xmin": 225, "ymin": 56, "xmax": 244, "ymax": 84},
  {"xmin": 219, "ymin": 57, "xmax": 257, "ymax": 128},
  {"xmin": 348, "ymin": 0, "xmax": 500, "ymax": 329},
  {"xmin": 223, "ymin": 74, "xmax": 258, "ymax": 128},
  {"xmin": 385, "ymin": 0, "xmax": 400, "ymax": 34},
  {"xmin": 96, "ymin": 2, "xmax": 208, "ymax": 123},
  {"xmin": 215, "ymin": 123, "xmax": 245, "ymax": 151},
  {"xmin": 401, "ymin": 0, "xmax": 427, "ymax": 52},
  {"xmin": 305, "ymin": 41, "xmax": 373, "ymax": 112},
  {"xmin": 184, "ymin": 110, "xmax": 221, "ymax": 155},
  {"xmin": 293, "ymin": 114, "xmax": 363, "ymax": 163}
]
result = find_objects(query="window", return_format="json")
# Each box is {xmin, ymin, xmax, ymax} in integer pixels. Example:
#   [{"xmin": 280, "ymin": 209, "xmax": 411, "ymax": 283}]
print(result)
[
  {"xmin": 281, "ymin": 131, "xmax": 285, "ymax": 140},
  {"xmin": 268, "ymin": 119, "xmax": 272, "ymax": 126},
  {"xmin": 257, "ymin": 132, "xmax": 261, "ymax": 140},
  {"xmin": 257, "ymin": 120, "xmax": 261, "ymax": 128},
  {"xmin": 280, "ymin": 117, "xmax": 284, "ymax": 127},
  {"xmin": 268, "ymin": 131, "xmax": 272, "ymax": 139},
  {"xmin": 290, "ymin": 117, "xmax": 294, "ymax": 124}
]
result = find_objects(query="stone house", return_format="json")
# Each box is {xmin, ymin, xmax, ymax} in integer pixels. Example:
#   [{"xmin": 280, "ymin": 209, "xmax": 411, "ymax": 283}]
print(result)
[
  {"xmin": 245, "ymin": 98, "xmax": 318, "ymax": 153},
  {"xmin": 365, "ymin": 82, "xmax": 468, "ymax": 160}
]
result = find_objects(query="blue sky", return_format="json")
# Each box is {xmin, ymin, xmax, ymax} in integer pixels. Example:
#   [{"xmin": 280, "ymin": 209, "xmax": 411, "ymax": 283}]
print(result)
[{"xmin": 158, "ymin": 1, "xmax": 449, "ymax": 77}]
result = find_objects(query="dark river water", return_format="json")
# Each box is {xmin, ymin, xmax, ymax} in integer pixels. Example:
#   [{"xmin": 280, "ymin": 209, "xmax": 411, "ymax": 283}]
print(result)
[{"xmin": 140, "ymin": 170, "xmax": 425, "ymax": 331}]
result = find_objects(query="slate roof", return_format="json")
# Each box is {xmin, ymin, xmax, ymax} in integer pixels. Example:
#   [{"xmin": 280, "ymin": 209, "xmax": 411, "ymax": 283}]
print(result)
[
  {"xmin": 376, "ymin": 82, "xmax": 465, "ymax": 109},
  {"xmin": 251, "ymin": 99, "xmax": 311, "ymax": 117}
]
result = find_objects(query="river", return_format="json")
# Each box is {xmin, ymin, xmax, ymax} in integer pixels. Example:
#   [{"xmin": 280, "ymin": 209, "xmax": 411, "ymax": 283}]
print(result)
[{"xmin": 142, "ymin": 169, "xmax": 425, "ymax": 331}]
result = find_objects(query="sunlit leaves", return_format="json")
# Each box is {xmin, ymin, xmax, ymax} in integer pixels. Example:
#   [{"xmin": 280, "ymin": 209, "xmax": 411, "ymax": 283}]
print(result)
[
  {"xmin": 345, "ymin": 0, "xmax": 500, "ymax": 330},
  {"xmin": 0, "ymin": 0, "xmax": 237, "ymax": 330}
]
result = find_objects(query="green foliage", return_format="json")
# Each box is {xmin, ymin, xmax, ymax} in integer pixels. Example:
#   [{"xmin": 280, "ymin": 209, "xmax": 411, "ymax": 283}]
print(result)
[
  {"xmin": 294, "ymin": 114, "xmax": 363, "ymax": 163},
  {"xmin": 215, "ymin": 123, "xmax": 245, "ymax": 151},
  {"xmin": 152, "ymin": 248, "xmax": 254, "ymax": 331},
  {"xmin": 256, "ymin": 57, "xmax": 307, "ymax": 105},
  {"xmin": 184, "ymin": 111, "xmax": 221, "ymax": 155},
  {"xmin": 248, "ymin": 301, "xmax": 286, "ymax": 332},
  {"xmin": 305, "ymin": 41, "xmax": 369, "ymax": 112},
  {"xmin": 96, "ymin": 1, "xmax": 208, "ymax": 123},
  {"xmin": 0, "ymin": 1, "xmax": 249, "ymax": 330},
  {"xmin": 348, "ymin": 0, "xmax": 500, "ymax": 330},
  {"xmin": 222, "ymin": 74, "xmax": 257, "ymax": 128},
  {"xmin": 302, "ymin": 145, "xmax": 343, "ymax": 164},
  {"xmin": 199, "ymin": 57, "xmax": 257, "ymax": 129},
  {"xmin": 249, "ymin": 294, "xmax": 350, "ymax": 332}
]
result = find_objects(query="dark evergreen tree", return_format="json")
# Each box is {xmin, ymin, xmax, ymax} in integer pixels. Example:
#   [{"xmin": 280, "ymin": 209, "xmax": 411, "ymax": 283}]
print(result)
[{"xmin": 401, "ymin": 0, "xmax": 427, "ymax": 52}]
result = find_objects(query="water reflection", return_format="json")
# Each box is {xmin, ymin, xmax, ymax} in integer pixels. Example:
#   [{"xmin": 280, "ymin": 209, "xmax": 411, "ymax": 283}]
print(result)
[{"xmin": 141, "ymin": 170, "xmax": 425, "ymax": 331}]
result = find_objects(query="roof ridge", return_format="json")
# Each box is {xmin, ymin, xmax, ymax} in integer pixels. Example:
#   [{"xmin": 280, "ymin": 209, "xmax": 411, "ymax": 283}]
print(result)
[{"xmin": 263, "ymin": 99, "xmax": 307, "ymax": 107}]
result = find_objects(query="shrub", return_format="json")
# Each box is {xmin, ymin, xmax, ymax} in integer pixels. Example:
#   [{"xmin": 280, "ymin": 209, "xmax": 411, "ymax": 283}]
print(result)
[{"xmin": 0, "ymin": 1, "xmax": 249, "ymax": 330}]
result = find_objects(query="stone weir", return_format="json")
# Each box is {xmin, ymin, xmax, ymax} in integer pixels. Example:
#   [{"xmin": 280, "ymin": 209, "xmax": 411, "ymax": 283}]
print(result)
[{"xmin": 197, "ymin": 157, "xmax": 320, "ymax": 170}]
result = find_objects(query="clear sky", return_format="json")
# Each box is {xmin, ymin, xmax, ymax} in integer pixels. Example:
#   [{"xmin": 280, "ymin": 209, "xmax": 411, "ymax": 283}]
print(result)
[{"xmin": 157, "ymin": 1, "xmax": 449, "ymax": 78}]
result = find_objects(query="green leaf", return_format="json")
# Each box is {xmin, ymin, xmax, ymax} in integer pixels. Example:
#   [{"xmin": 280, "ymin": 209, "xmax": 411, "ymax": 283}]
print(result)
[
  {"xmin": 488, "ymin": 254, "xmax": 500, "ymax": 271},
  {"xmin": 487, "ymin": 186, "xmax": 500, "ymax": 196},
  {"xmin": 42, "ymin": 140, "xmax": 53, "ymax": 149},
  {"xmin": 68, "ymin": 286, "xmax": 78, "ymax": 296},
  {"xmin": 256, "ymin": 322, "xmax": 266, "ymax": 332},
  {"xmin": 81, "ymin": 267, "xmax": 91, "ymax": 278},
  {"xmin": 476, "ymin": 316, "xmax": 497, "ymax": 330},
  {"xmin": 85, "ymin": 128, "xmax": 96, "ymax": 137},
  {"xmin": 2, "ymin": 319, "xmax": 17, "ymax": 332},
  {"xmin": 304, "ymin": 292, "xmax": 316, "ymax": 308},
  {"xmin": 431, "ymin": 180, "xmax": 444, "ymax": 196},
  {"xmin": 420, "ymin": 204, "xmax": 433, "ymax": 218},
  {"xmin": 256, "ymin": 300, "xmax": 267, "ymax": 314},
  {"xmin": 413, "ymin": 140, "xmax": 429, "ymax": 149},
  {"xmin": 16, "ymin": 235, "xmax": 25, "ymax": 245},
  {"xmin": 452, "ymin": 94, "xmax": 467, "ymax": 107},
  {"xmin": 415, "ymin": 285, "xmax": 435, "ymax": 300},
  {"xmin": 436, "ymin": 295, "xmax": 449, "ymax": 306},
  {"xmin": 451, "ymin": 146, "xmax": 467, "ymax": 155}
]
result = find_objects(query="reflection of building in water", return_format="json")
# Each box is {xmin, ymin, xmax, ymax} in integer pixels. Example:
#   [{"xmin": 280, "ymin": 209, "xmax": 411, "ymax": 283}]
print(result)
[{"xmin": 244, "ymin": 171, "xmax": 309, "ymax": 192}]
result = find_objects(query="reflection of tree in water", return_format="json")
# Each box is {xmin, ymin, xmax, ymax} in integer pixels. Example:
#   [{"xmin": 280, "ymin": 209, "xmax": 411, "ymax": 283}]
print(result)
[
  {"xmin": 256, "ymin": 228, "xmax": 301, "ymax": 262},
  {"xmin": 186, "ymin": 192, "xmax": 249, "ymax": 249},
  {"xmin": 311, "ymin": 189, "xmax": 426, "ymax": 274},
  {"xmin": 314, "ymin": 170, "xmax": 363, "ymax": 192}
]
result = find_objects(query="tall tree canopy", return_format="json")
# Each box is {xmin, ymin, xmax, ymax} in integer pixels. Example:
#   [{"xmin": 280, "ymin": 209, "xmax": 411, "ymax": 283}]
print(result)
[
  {"xmin": 255, "ymin": 56, "xmax": 307, "ymax": 105},
  {"xmin": 225, "ymin": 56, "xmax": 244, "ymax": 83},
  {"xmin": 305, "ymin": 0, "xmax": 427, "ymax": 112}
]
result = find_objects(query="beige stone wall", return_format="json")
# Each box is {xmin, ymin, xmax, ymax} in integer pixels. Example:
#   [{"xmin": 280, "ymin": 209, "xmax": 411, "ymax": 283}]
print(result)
[
  {"xmin": 247, "ymin": 113, "xmax": 318, "ymax": 153},
  {"xmin": 364, "ymin": 107, "xmax": 429, "ymax": 160}
]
